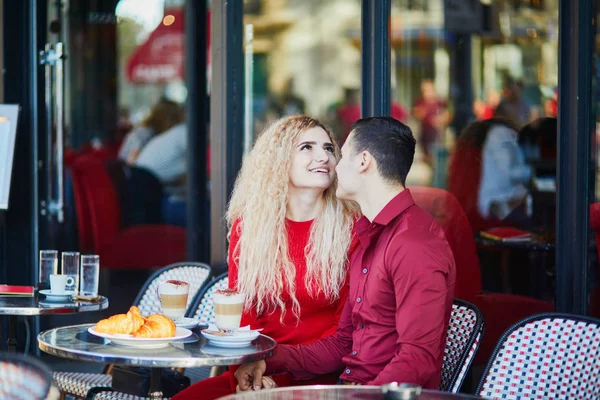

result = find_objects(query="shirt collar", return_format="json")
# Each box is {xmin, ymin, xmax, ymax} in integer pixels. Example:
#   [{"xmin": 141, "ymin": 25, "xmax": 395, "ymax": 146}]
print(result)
[{"xmin": 355, "ymin": 189, "xmax": 415, "ymax": 234}]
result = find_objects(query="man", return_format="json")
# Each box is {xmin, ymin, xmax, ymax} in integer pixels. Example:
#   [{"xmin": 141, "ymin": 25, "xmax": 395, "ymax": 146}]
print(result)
[{"xmin": 235, "ymin": 116, "xmax": 456, "ymax": 390}]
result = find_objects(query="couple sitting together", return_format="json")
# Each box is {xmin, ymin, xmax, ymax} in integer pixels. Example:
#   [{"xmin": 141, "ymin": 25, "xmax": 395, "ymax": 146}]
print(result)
[{"xmin": 173, "ymin": 116, "xmax": 456, "ymax": 399}]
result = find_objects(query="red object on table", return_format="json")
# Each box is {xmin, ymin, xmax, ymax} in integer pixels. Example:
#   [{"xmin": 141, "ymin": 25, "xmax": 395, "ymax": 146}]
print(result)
[
  {"xmin": 480, "ymin": 227, "xmax": 532, "ymax": 242},
  {"xmin": 0, "ymin": 285, "xmax": 34, "ymax": 296}
]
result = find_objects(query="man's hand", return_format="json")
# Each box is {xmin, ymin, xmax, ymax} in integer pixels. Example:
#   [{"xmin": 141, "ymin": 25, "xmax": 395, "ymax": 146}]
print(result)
[{"xmin": 234, "ymin": 360, "xmax": 267, "ymax": 391}]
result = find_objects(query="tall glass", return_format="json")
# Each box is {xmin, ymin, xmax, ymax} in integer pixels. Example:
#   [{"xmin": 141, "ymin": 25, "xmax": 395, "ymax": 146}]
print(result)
[
  {"xmin": 61, "ymin": 252, "xmax": 80, "ymax": 294},
  {"xmin": 80, "ymin": 255, "xmax": 100, "ymax": 297},
  {"xmin": 38, "ymin": 250, "xmax": 58, "ymax": 290}
]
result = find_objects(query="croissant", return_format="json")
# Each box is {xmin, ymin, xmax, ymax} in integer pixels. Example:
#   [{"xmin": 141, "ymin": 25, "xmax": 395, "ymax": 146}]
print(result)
[
  {"xmin": 133, "ymin": 314, "xmax": 176, "ymax": 338},
  {"xmin": 94, "ymin": 306, "xmax": 145, "ymax": 335}
]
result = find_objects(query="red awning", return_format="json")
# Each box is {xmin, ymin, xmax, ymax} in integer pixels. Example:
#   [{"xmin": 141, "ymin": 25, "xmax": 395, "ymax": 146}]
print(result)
[{"xmin": 126, "ymin": 9, "xmax": 185, "ymax": 84}]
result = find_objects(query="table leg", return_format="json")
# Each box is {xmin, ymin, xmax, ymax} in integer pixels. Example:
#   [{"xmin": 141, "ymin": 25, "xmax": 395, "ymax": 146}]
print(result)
[
  {"xmin": 7, "ymin": 315, "xmax": 17, "ymax": 352},
  {"xmin": 148, "ymin": 367, "xmax": 163, "ymax": 400}
]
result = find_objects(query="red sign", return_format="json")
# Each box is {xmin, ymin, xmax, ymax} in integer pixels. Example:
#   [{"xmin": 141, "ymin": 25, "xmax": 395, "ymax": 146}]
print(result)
[{"xmin": 126, "ymin": 9, "xmax": 185, "ymax": 84}]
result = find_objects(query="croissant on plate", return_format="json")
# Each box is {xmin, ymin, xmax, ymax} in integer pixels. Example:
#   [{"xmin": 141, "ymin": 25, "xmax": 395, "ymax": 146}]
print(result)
[
  {"xmin": 133, "ymin": 314, "xmax": 176, "ymax": 338},
  {"xmin": 94, "ymin": 306, "xmax": 145, "ymax": 335}
]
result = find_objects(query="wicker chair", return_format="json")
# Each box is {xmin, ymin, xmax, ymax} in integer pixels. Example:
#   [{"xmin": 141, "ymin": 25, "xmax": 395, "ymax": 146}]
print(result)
[
  {"xmin": 477, "ymin": 313, "xmax": 600, "ymax": 400},
  {"xmin": 52, "ymin": 262, "xmax": 211, "ymax": 399},
  {"xmin": 439, "ymin": 299, "xmax": 484, "ymax": 393},
  {"xmin": 0, "ymin": 352, "xmax": 53, "ymax": 400},
  {"xmin": 91, "ymin": 273, "xmax": 230, "ymax": 400}
]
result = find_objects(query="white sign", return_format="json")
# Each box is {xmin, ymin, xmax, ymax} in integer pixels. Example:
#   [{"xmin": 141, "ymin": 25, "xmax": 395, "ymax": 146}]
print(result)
[{"xmin": 0, "ymin": 104, "xmax": 20, "ymax": 209}]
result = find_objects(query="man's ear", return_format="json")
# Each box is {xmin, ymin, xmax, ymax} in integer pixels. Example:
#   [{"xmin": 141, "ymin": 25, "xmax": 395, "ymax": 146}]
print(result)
[{"xmin": 358, "ymin": 151, "xmax": 372, "ymax": 173}]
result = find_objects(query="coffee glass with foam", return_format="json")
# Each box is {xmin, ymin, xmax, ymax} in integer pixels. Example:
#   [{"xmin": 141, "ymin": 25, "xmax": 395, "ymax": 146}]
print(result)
[
  {"xmin": 157, "ymin": 280, "xmax": 189, "ymax": 322},
  {"xmin": 212, "ymin": 289, "xmax": 245, "ymax": 333}
]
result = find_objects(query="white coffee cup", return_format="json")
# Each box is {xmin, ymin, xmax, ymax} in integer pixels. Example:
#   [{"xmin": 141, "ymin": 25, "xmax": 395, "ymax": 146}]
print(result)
[{"xmin": 49, "ymin": 274, "xmax": 68, "ymax": 294}]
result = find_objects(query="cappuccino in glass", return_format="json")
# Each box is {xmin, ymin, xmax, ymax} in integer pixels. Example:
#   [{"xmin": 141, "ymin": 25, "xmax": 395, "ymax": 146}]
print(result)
[
  {"xmin": 158, "ymin": 280, "xmax": 189, "ymax": 322},
  {"xmin": 213, "ymin": 289, "xmax": 245, "ymax": 332}
]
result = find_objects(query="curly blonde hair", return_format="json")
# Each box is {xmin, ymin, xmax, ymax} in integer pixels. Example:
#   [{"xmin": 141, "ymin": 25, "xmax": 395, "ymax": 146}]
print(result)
[{"xmin": 227, "ymin": 115, "xmax": 358, "ymax": 321}]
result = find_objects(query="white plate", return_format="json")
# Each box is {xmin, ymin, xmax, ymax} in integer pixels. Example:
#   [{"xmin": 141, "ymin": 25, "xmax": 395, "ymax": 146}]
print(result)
[
  {"xmin": 175, "ymin": 318, "xmax": 200, "ymax": 329},
  {"xmin": 39, "ymin": 290, "xmax": 75, "ymax": 301},
  {"xmin": 88, "ymin": 326, "xmax": 192, "ymax": 349},
  {"xmin": 200, "ymin": 329, "xmax": 260, "ymax": 348}
]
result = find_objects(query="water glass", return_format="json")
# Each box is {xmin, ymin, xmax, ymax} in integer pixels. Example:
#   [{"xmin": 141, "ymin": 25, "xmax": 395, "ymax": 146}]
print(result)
[
  {"xmin": 80, "ymin": 255, "xmax": 100, "ymax": 297},
  {"xmin": 61, "ymin": 252, "xmax": 80, "ymax": 294},
  {"xmin": 38, "ymin": 250, "xmax": 58, "ymax": 290}
]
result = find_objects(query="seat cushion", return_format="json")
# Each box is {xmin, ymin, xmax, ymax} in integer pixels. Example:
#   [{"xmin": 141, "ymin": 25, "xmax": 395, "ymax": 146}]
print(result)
[
  {"xmin": 99, "ymin": 225, "xmax": 186, "ymax": 269},
  {"xmin": 53, "ymin": 372, "xmax": 112, "ymax": 398}
]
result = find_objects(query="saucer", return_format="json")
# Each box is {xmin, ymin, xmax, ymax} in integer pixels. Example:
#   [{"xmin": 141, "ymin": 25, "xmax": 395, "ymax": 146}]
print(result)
[
  {"xmin": 39, "ymin": 290, "xmax": 75, "ymax": 301},
  {"xmin": 175, "ymin": 317, "xmax": 200, "ymax": 329},
  {"xmin": 200, "ymin": 329, "xmax": 260, "ymax": 348}
]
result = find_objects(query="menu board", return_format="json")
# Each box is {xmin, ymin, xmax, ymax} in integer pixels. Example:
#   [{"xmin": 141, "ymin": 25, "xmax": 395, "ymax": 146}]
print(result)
[{"xmin": 0, "ymin": 105, "xmax": 20, "ymax": 209}]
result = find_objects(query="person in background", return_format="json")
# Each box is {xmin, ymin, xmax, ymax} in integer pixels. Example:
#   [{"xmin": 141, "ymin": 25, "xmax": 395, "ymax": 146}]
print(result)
[
  {"xmin": 135, "ymin": 122, "xmax": 187, "ymax": 196},
  {"xmin": 172, "ymin": 115, "xmax": 359, "ymax": 399},
  {"xmin": 336, "ymin": 87, "xmax": 409, "ymax": 145},
  {"xmin": 413, "ymin": 79, "xmax": 450, "ymax": 161},
  {"xmin": 118, "ymin": 99, "xmax": 184, "ymax": 165},
  {"xmin": 235, "ymin": 117, "xmax": 455, "ymax": 390},
  {"xmin": 494, "ymin": 77, "xmax": 531, "ymax": 129}
]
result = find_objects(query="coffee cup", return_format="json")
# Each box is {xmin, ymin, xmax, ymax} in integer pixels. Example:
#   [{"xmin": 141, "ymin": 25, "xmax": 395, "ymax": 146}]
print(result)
[
  {"xmin": 49, "ymin": 274, "xmax": 68, "ymax": 294},
  {"xmin": 212, "ymin": 289, "xmax": 245, "ymax": 333},
  {"xmin": 158, "ymin": 280, "xmax": 189, "ymax": 322}
]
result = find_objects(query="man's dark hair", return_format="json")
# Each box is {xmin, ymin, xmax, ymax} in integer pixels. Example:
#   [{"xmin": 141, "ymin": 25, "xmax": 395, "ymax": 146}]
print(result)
[{"xmin": 349, "ymin": 116, "xmax": 416, "ymax": 186}]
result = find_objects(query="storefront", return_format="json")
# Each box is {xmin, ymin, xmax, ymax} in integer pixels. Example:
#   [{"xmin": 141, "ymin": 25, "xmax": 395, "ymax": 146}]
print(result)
[{"xmin": 0, "ymin": 0, "xmax": 596, "ymax": 348}]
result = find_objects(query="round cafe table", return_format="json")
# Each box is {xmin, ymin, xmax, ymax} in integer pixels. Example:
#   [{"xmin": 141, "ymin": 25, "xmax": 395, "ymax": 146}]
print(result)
[
  {"xmin": 0, "ymin": 294, "xmax": 108, "ymax": 352},
  {"xmin": 218, "ymin": 386, "xmax": 482, "ymax": 400},
  {"xmin": 38, "ymin": 323, "xmax": 277, "ymax": 399}
]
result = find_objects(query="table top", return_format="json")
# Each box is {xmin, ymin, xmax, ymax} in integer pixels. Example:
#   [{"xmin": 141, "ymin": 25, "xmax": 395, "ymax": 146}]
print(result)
[
  {"xmin": 218, "ymin": 386, "xmax": 481, "ymax": 400},
  {"xmin": 38, "ymin": 324, "xmax": 277, "ymax": 368},
  {"xmin": 0, "ymin": 295, "xmax": 108, "ymax": 316}
]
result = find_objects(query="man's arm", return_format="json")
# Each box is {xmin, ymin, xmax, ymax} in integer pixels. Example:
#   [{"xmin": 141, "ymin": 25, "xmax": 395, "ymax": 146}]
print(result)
[
  {"xmin": 264, "ymin": 295, "xmax": 354, "ymax": 380},
  {"xmin": 368, "ymin": 237, "xmax": 451, "ymax": 386}
]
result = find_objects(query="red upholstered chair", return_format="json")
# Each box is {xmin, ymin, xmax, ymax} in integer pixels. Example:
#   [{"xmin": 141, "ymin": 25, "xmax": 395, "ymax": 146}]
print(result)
[
  {"xmin": 447, "ymin": 144, "xmax": 504, "ymax": 232},
  {"xmin": 409, "ymin": 186, "xmax": 554, "ymax": 364},
  {"xmin": 70, "ymin": 156, "xmax": 186, "ymax": 269}
]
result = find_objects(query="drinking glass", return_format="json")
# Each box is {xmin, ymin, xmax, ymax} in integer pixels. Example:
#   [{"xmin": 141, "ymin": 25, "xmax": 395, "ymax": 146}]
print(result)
[
  {"xmin": 38, "ymin": 250, "xmax": 58, "ymax": 290},
  {"xmin": 80, "ymin": 255, "xmax": 100, "ymax": 297},
  {"xmin": 61, "ymin": 252, "xmax": 80, "ymax": 294}
]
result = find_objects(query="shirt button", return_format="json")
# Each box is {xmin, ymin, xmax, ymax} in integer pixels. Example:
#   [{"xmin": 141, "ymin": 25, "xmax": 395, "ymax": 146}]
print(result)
[
  {"xmin": 362, "ymin": 268, "xmax": 368, "ymax": 274},
  {"xmin": 359, "ymin": 323, "xmax": 364, "ymax": 329},
  {"xmin": 352, "ymin": 351, "xmax": 358, "ymax": 356},
  {"xmin": 345, "ymin": 369, "xmax": 351, "ymax": 374},
  {"xmin": 357, "ymin": 297, "xmax": 361, "ymax": 303}
]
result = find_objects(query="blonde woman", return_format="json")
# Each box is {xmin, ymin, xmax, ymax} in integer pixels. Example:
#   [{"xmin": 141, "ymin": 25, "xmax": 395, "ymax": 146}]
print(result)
[{"xmin": 172, "ymin": 116, "xmax": 359, "ymax": 399}]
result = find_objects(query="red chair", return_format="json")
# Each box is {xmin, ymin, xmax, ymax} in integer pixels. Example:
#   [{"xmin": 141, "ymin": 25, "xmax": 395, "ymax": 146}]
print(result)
[
  {"xmin": 447, "ymin": 144, "xmax": 504, "ymax": 232},
  {"xmin": 409, "ymin": 186, "xmax": 554, "ymax": 364},
  {"xmin": 70, "ymin": 156, "xmax": 186, "ymax": 269}
]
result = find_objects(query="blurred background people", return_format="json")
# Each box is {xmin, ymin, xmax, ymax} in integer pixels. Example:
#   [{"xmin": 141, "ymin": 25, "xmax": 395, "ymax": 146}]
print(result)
[
  {"xmin": 449, "ymin": 118, "xmax": 532, "ymax": 232},
  {"xmin": 412, "ymin": 79, "xmax": 450, "ymax": 162},
  {"xmin": 494, "ymin": 77, "xmax": 531, "ymax": 129},
  {"xmin": 118, "ymin": 99, "xmax": 184, "ymax": 165}
]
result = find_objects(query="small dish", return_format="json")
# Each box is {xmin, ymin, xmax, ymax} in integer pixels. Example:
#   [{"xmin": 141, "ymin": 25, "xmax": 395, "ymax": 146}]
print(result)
[
  {"xmin": 200, "ymin": 328, "xmax": 260, "ymax": 348},
  {"xmin": 174, "ymin": 317, "xmax": 200, "ymax": 329},
  {"xmin": 39, "ymin": 290, "xmax": 75, "ymax": 301}
]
